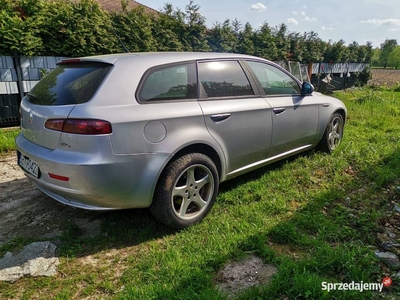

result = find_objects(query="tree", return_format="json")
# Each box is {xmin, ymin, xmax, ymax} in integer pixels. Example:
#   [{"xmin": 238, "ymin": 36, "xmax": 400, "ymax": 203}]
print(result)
[
  {"xmin": 388, "ymin": 46, "xmax": 400, "ymax": 69},
  {"xmin": 301, "ymin": 31, "xmax": 325, "ymax": 63},
  {"xmin": 371, "ymin": 48, "xmax": 381, "ymax": 67},
  {"xmin": 184, "ymin": 0, "xmax": 210, "ymax": 51},
  {"xmin": 301, "ymin": 31, "xmax": 325, "ymax": 76},
  {"xmin": 346, "ymin": 41, "xmax": 359, "ymax": 62},
  {"xmin": 362, "ymin": 42, "xmax": 374, "ymax": 63},
  {"xmin": 152, "ymin": 4, "xmax": 186, "ymax": 51},
  {"xmin": 231, "ymin": 19, "xmax": 242, "ymax": 36},
  {"xmin": 231, "ymin": 18, "xmax": 242, "ymax": 52},
  {"xmin": 379, "ymin": 39, "xmax": 397, "ymax": 68},
  {"xmin": 39, "ymin": 0, "xmax": 117, "ymax": 56},
  {"xmin": 0, "ymin": 0, "xmax": 44, "ymax": 55},
  {"xmin": 0, "ymin": 0, "xmax": 117, "ymax": 56},
  {"xmin": 207, "ymin": 20, "xmax": 237, "ymax": 53},
  {"xmin": 324, "ymin": 39, "xmax": 346, "ymax": 63},
  {"xmin": 111, "ymin": 5, "xmax": 156, "ymax": 53},
  {"xmin": 253, "ymin": 22, "xmax": 278, "ymax": 60},
  {"xmin": 288, "ymin": 32, "xmax": 303, "ymax": 62},
  {"xmin": 161, "ymin": 4, "xmax": 192, "ymax": 51},
  {"xmin": 237, "ymin": 22, "xmax": 255, "ymax": 55},
  {"xmin": 272, "ymin": 23, "xmax": 290, "ymax": 61}
]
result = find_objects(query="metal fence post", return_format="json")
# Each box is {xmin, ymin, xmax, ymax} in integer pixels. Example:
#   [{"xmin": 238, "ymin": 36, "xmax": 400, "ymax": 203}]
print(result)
[{"xmin": 13, "ymin": 51, "xmax": 25, "ymax": 102}]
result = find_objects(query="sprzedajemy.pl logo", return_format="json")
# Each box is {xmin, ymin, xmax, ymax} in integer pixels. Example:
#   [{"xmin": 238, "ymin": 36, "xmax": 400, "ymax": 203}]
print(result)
[{"xmin": 321, "ymin": 277, "xmax": 393, "ymax": 293}]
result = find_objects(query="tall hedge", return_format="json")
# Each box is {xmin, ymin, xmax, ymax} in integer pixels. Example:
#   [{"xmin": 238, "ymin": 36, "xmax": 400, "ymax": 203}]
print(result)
[
  {"xmin": 0, "ymin": 0, "xmax": 116, "ymax": 56},
  {"xmin": 0, "ymin": 0, "xmax": 374, "ymax": 64}
]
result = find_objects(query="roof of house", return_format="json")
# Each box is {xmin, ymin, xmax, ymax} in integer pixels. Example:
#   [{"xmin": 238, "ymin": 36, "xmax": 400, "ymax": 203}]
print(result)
[{"xmin": 95, "ymin": 0, "xmax": 159, "ymax": 15}]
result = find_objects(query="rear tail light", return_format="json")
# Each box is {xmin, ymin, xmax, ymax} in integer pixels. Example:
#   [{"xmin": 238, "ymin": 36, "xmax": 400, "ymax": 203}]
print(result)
[
  {"xmin": 45, "ymin": 119, "xmax": 64, "ymax": 131},
  {"xmin": 45, "ymin": 119, "xmax": 112, "ymax": 135}
]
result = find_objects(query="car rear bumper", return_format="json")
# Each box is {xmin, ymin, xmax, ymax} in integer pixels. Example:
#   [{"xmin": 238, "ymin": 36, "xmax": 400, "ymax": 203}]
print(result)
[{"xmin": 15, "ymin": 133, "xmax": 170, "ymax": 210}]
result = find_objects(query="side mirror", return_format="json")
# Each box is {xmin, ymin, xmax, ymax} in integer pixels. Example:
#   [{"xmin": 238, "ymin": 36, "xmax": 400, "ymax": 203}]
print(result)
[{"xmin": 301, "ymin": 82, "xmax": 314, "ymax": 96}]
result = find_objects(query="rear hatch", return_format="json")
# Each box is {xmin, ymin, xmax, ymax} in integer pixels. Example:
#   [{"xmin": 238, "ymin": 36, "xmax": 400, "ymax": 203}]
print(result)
[{"xmin": 20, "ymin": 60, "xmax": 112, "ymax": 149}]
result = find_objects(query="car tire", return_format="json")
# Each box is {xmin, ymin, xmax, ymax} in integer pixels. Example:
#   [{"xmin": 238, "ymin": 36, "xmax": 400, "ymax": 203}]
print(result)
[
  {"xmin": 318, "ymin": 112, "xmax": 344, "ymax": 153},
  {"xmin": 150, "ymin": 153, "xmax": 219, "ymax": 229}
]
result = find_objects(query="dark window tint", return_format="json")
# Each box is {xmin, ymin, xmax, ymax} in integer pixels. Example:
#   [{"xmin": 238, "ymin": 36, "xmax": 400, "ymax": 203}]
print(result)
[
  {"xmin": 247, "ymin": 61, "xmax": 301, "ymax": 95},
  {"xmin": 198, "ymin": 61, "xmax": 254, "ymax": 98},
  {"xmin": 140, "ymin": 63, "xmax": 196, "ymax": 101},
  {"xmin": 26, "ymin": 62, "xmax": 112, "ymax": 105}
]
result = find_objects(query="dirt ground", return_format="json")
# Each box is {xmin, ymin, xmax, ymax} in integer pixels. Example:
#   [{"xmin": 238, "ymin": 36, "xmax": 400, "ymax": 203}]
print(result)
[
  {"xmin": 370, "ymin": 69, "xmax": 400, "ymax": 86},
  {"xmin": 0, "ymin": 153, "xmax": 101, "ymax": 246}
]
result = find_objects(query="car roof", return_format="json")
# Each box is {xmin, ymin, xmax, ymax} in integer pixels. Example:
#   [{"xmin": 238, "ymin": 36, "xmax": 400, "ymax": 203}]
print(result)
[{"xmin": 77, "ymin": 52, "xmax": 267, "ymax": 65}]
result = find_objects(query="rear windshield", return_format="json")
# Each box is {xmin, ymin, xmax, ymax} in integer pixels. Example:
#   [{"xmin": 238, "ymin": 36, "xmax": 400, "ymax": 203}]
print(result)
[{"xmin": 26, "ymin": 62, "xmax": 112, "ymax": 105}]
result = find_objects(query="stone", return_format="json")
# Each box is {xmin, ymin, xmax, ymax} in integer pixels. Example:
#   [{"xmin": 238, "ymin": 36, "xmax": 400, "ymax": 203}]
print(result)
[
  {"xmin": 381, "ymin": 242, "xmax": 400, "ymax": 257},
  {"xmin": 375, "ymin": 252, "xmax": 400, "ymax": 270},
  {"xmin": 0, "ymin": 241, "xmax": 60, "ymax": 282},
  {"xmin": 382, "ymin": 242, "xmax": 400, "ymax": 250}
]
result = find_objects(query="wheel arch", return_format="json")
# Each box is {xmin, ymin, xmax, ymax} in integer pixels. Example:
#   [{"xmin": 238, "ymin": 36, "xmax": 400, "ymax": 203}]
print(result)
[
  {"xmin": 334, "ymin": 108, "xmax": 347, "ymax": 125},
  {"xmin": 314, "ymin": 107, "xmax": 346, "ymax": 148},
  {"xmin": 150, "ymin": 142, "xmax": 225, "ymax": 205},
  {"xmin": 168, "ymin": 143, "xmax": 223, "ymax": 181}
]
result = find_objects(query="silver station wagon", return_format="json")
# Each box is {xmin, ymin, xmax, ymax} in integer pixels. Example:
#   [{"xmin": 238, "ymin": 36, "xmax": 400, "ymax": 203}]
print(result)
[{"xmin": 16, "ymin": 52, "xmax": 346, "ymax": 228}]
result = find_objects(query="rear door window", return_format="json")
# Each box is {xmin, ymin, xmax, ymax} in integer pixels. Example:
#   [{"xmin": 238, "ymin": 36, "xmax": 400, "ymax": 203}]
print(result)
[
  {"xmin": 139, "ymin": 63, "xmax": 197, "ymax": 102},
  {"xmin": 26, "ymin": 62, "xmax": 112, "ymax": 105},
  {"xmin": 198, "ymin": 61, "xmax": 254, "ymax": 98},
  {"xmin": 246, "ymin": 61, "xmax": 301, "ymax": 95}
]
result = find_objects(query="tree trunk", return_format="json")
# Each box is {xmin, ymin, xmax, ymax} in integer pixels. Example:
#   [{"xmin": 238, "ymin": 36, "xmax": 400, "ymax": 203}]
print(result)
[{"xmin": 307, "ymin": 62, "xmax": 313, "ymax": 78}]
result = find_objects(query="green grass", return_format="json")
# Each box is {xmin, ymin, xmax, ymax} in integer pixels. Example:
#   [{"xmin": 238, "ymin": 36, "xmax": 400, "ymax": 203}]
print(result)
[
  {"xmin": 0, "ymin": 88, "xmax": 399, "ymax": 299},
  {"xmin": 0, "ymin": 127, "xmax": 19, "ymax": 153}
]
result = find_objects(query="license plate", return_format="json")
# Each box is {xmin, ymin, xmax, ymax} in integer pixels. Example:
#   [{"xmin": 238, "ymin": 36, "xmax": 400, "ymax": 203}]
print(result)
[{"xmin": 18, "ymin": 153, "xmax": 40, "ymax": 178}]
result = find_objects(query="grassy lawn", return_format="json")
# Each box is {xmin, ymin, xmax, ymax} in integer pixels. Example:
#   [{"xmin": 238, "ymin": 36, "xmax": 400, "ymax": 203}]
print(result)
[
  {"xmin": 1, "ymin": 87, "xmax": 399, "ymax": 299},
  {"xmin": 0, "ymin": 127, "xmax": 19, "ymax": 154}
]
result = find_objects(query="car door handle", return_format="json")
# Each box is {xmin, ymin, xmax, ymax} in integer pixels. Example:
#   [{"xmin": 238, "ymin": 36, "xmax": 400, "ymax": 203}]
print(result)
[
  {"xmin": 210, "ymin": 113, "xmax": 231, "ymax": 123},
  {"xmin": 273, "ymin": 108, "xmax": 286, "ymax": 115}
]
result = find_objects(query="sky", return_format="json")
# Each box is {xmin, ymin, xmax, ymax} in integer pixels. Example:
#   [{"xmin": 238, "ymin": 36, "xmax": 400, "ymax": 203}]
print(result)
[{"xmin": 140, "ymin": 0, "xmax": 400, "ymax": 48}]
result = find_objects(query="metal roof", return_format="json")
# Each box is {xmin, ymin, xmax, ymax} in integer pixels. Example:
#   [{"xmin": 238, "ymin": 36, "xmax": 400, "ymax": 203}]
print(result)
[{"xmin": 312, "ymin": 63, "xmax": 369, "ymax": 74}]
